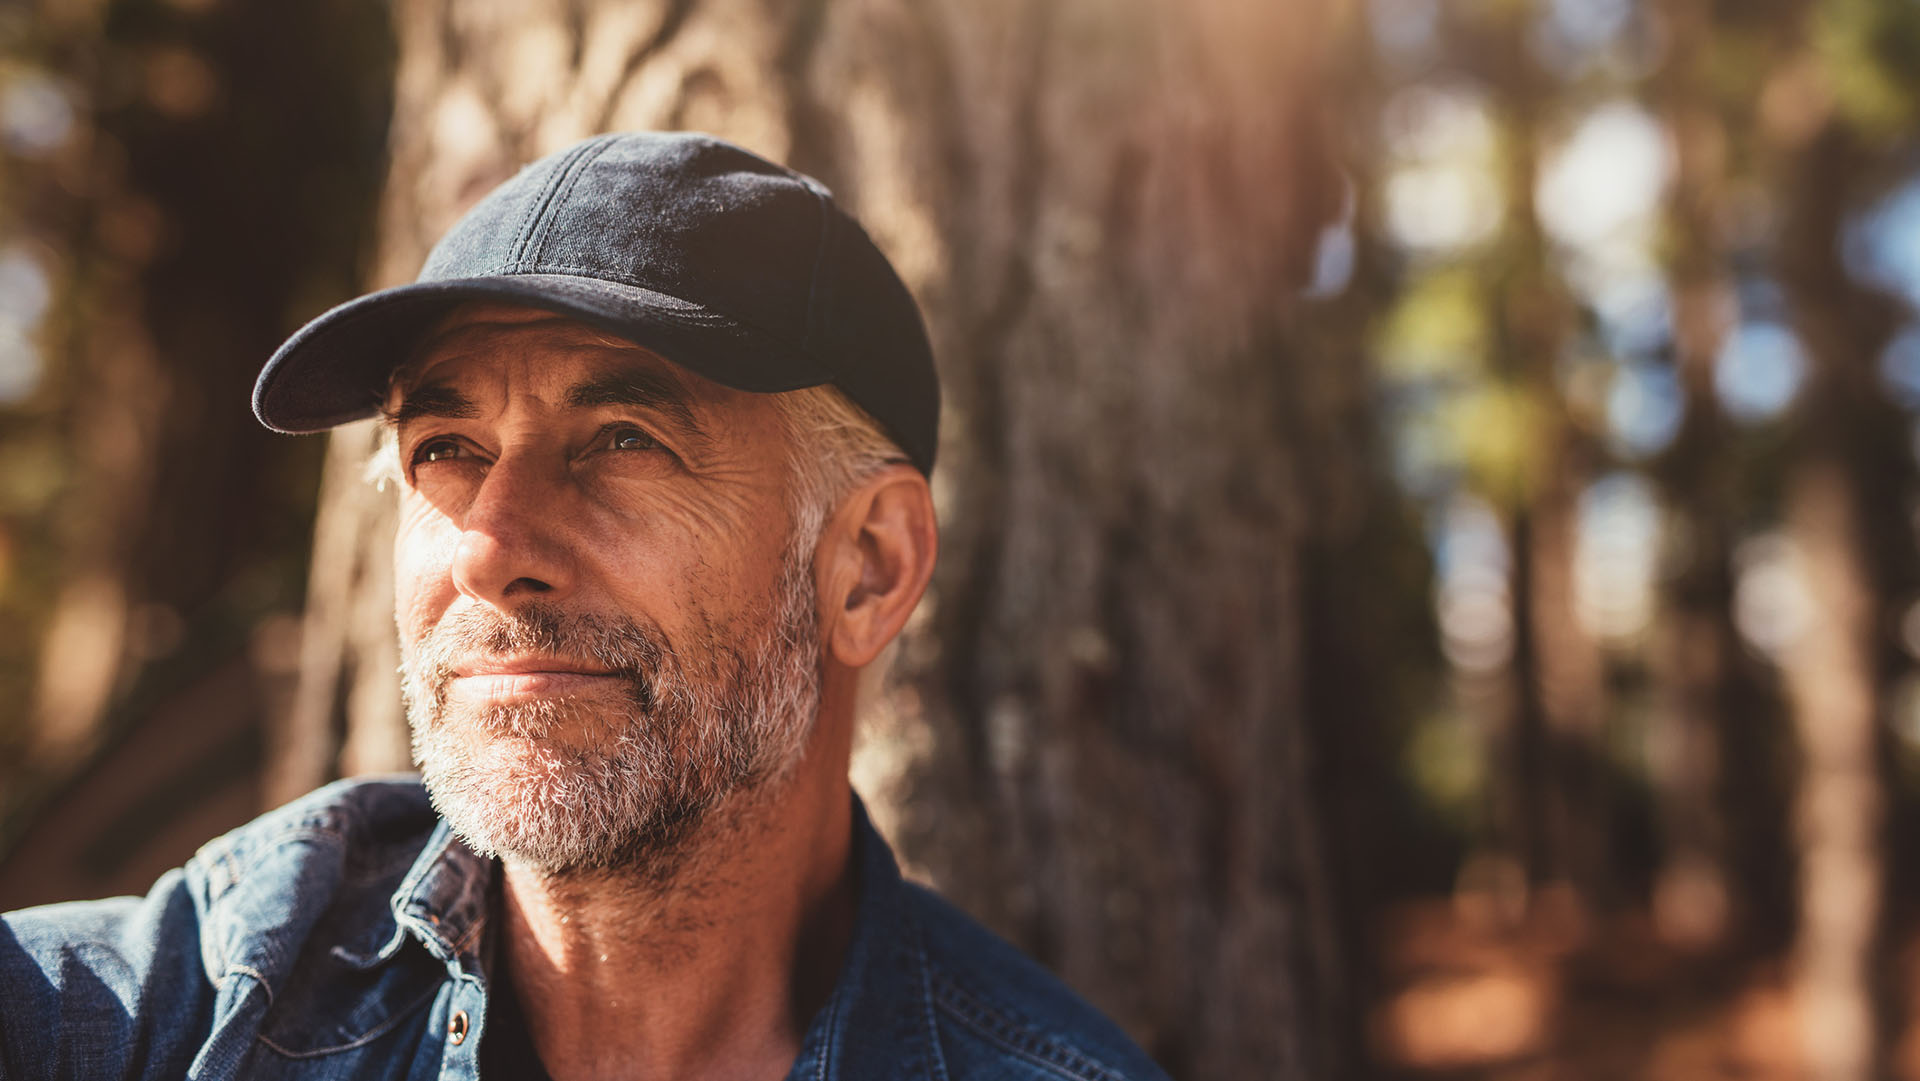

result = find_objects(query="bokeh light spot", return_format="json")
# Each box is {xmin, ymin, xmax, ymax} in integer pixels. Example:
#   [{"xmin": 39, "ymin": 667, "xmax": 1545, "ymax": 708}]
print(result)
[
  {"xmin": 1606, "ymin": 362, "xmax": 1683, "ymax": 458},
  {"xmin": 1, "ymin": 71, "xmax": 75, "ymax": 158},
  {"xmin": 1574, "ymin": 472, "xmax": 1661, "ymax": 645},
  {"xmin": 1537, "ymin": 102, "xmax": 1671, "ymax": 252},
  {"xmin": 1716, "ymin": 322, "xmax": 1807, "ymax": 422}
]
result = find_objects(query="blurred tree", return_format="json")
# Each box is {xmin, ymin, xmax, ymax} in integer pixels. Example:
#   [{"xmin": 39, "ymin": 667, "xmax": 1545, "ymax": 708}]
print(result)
[
  {"xmin": 280, "ymin": 0, "xmax": 1353, "ymax": 1078},
  {"xmin": 1294, "ymin": 8, "xmax": 1450, "ymax": 1074},
  {"xmin": 1644, "ymin": 0, "xmax": 1794, "ymax": 956},
  {"xmin": 1774, "ymin": 126, "xmax": 1901, "ymax": 1081},
  {"xmin": 1485, "ymin": 7, "xmax": 1616, "ymax": 907},
  {"xmin": 1394, "ymin": 1, "xmax": 1614, "ymax": 911},
  {"xmin": 1767, "ymin": 1, "xmax": 1920, "ymax": 1074},
  {"xmin": 0, "ymin": 0, "xmax": 391, "ymax": 896}
]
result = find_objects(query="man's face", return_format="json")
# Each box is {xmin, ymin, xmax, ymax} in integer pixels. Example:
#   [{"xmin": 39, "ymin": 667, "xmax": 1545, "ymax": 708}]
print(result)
[{"xmin": 388, "ymin": 305, "xmax": 821, "ymax": 877}]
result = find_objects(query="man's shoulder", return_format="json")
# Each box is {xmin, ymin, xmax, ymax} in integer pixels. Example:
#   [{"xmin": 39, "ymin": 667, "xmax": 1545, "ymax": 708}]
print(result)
[
  {"xmin": 190, "ymin": 774, "xmax": 437, "ymax": 899},
  {"xmin": 185, "ymin": 775, "xmax": 439, "ymax": 971},
  {"xmin": 6, "ymin": 774, "xmax": 435, "ymax": 938},
  {"xmin": 901, "ymin": 883, "xmax": 1172, "ymax": 1081},
  {"xmin": 5, "ymin": 775, "xmax": 437, "ymax": 964},
  {"xmin": 0, "ymin": 776, "xmax": 441, "ymax": 1078}
]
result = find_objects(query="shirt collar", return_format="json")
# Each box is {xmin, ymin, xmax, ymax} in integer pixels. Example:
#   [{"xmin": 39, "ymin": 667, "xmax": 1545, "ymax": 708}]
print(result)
[
  {"xmin": 374, "ymin": 795, "xmax": 947, "ymax": 1080},
  {"xmin": 790, "ymin": 795, "xmax": 947, "ymax": 1081},
  {"xmin": 339, "ymin": 818, "xmax": 493, "ymax": 974}
]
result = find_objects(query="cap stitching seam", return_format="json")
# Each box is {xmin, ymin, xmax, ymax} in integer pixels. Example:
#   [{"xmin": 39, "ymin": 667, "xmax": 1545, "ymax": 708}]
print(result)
[
  {"xmin": 505, "ymin": 137, "xmax": 595, "ymax": 264},
  {"xmin": 507, "ymin": 135, "xmax": 613, "ymax": 268},
  {"xmin": 523, "ymin": 135, "xmax": 624, "ymax": 269}
]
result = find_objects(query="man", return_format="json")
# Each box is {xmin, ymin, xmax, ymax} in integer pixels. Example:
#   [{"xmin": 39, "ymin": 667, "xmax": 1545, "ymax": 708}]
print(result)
[{"xmin": 0, "ymin": 133, "xmax": 1170, "ymax": 1081}]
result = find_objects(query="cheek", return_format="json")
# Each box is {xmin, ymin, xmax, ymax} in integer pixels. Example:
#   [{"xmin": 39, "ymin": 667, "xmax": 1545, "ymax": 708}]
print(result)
[
  {"xmin": 573, "ymin": 498, "xmax": 792, "ymax": 635},
  {"xmin": 581, "ymin": 480, "xmax": 767, "ymax": 572},
  {"xmin": 393, "ymin": 502, "xmax": 462, "ymax": 641},
  {"xmin": 592, "ymin": 477, "xmax": 759, "ymax": 545}
]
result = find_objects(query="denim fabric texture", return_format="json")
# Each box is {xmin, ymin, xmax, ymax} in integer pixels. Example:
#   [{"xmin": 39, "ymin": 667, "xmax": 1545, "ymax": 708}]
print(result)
[{"xmin": 0, "ymin": 778, "xmax": 1170, "ymax": 1081}]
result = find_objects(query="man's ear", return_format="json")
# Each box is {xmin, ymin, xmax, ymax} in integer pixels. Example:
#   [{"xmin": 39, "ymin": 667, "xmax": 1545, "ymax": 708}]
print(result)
[{"xmin": 817, "ymin": 465, "xmax": 938, "ymax": 668}]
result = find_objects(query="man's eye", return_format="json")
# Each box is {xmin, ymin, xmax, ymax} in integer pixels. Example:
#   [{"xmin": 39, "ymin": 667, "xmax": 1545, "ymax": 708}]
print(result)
[
  {"xmin": 606, "ymin": 426, "xmax": 660, "ymax": 451},
  {"xmin": 414, "ymin": 438, "xmax": 466, "ymax": 464}
]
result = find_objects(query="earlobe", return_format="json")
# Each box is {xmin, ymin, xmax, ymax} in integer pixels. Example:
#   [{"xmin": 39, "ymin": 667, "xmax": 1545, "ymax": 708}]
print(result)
[{"xmin": 824, "ymin": 466, "xmax": 937, "ymax": 669}]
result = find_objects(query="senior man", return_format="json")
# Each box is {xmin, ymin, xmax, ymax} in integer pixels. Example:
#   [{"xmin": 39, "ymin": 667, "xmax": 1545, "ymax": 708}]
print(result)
[{"xmin": 0, "ymin": 133, "xmax": 1168, "ymax": 1081}]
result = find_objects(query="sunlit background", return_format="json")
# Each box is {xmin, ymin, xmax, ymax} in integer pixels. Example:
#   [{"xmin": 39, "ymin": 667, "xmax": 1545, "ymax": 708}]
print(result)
[
  {"xmin": 7, "ymin": 0, "xmax": 1920, "ymax": 1077},
  {"xmin": 1309, "ymin": 0, "xmax": 1920, "ymax": 1076}
]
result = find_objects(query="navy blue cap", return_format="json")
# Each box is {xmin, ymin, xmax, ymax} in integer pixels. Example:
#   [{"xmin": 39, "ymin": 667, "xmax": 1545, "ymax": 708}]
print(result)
[{"xmin": 253, "ymin": 132, "xmax": 939, "ymax": 474}]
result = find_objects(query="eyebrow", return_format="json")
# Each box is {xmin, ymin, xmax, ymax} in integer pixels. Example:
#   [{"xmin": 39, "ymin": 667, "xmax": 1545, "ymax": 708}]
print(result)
[
  {"xmin": 564, "ymin": 370, "xmax": 708, "ymax": 443},
  {"xmin": 384, "ymin": 365, "xmax": 712, "ymax": 445}
]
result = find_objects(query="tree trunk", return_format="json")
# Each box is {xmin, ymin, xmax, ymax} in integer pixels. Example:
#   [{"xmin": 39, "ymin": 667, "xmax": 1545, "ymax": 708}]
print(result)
[
  {"xmin": 282, "ymin": 1, "xmax": 1348, "ymax": 1077},
  {"xmin": 1646, "ymin": 0, "xmax": 1772, "ymax": 954},
  {"xmin": 1774, "ymin": 117, "xmax": 1910, "ymax": 1081},
  {"xmin": 1479, "ymin": 7, "xmax": 1611, "ymax": 907}
]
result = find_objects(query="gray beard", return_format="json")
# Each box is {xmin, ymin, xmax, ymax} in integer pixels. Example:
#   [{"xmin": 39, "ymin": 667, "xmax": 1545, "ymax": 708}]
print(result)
[{"xmin": 399, "ymin": 547, "xmax": 821, "ymax": 881}]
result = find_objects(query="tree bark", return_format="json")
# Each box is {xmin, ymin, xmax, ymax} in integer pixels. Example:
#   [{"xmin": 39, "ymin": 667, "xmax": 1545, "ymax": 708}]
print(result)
[{"xmin": 282, "ymin": 0, "xmax": 1348, "ymax": 1077}]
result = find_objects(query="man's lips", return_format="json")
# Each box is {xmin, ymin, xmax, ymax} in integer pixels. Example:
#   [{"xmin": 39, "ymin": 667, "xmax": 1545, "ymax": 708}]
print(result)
[
  {"xmin": 453, "ymin": 655, "xmax": 614, "ymax": 678},
  {"xmin": 446, "ymin": 657, "xmax": 622, "ymax": 703}
]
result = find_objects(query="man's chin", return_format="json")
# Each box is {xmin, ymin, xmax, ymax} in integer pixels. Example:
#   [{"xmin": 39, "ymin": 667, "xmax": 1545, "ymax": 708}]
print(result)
[
  {"xmin": 429, "ymin": 733, "xmax": 635, "ymax": 804},
  {"xmin": 417, "ymin": 741, "xmax": 702, "ymax": 876},
  {"xmin": 459, "ymin": 722, "xmax": 611, "ymax": 761}
]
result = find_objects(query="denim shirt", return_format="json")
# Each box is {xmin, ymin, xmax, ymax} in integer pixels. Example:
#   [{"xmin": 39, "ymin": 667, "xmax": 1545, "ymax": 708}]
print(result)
[{"xmin": 0, "ymin": 777, "xmax": 1169, "ymax": 1081}]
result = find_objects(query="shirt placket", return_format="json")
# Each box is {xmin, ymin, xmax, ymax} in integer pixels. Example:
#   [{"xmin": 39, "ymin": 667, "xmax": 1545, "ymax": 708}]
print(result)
[{"xmin": 390, "ymin": 825, "xmax": 495, "ymax": 1081}]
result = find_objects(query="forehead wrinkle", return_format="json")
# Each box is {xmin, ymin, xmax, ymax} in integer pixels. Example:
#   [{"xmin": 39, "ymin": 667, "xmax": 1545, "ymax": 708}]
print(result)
[
  {"xmin": 385, "ymin": 313, "xmax": 650, "ymax": 407},
  {"xmin": 386, "ymin": 381, "xmax": 481, "ymax": 424}
]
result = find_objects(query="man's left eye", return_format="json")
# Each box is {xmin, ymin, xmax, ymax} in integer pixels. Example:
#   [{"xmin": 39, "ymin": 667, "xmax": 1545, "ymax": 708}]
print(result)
[{"xmin": 606, "ymin": 426, "xmax": 660, "ymax": 451}]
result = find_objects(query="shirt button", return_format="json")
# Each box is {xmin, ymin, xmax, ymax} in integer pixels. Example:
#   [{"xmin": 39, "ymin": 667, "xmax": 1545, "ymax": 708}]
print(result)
[{"xmin": 448, "ymin": 1009, "xmax": 470, "ymax": 1045}]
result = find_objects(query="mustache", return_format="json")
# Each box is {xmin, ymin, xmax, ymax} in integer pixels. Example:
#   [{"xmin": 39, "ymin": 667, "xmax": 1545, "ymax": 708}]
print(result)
[{"xmin": 411, "ymin": 602, "xmax": 669, "ymax": 714}]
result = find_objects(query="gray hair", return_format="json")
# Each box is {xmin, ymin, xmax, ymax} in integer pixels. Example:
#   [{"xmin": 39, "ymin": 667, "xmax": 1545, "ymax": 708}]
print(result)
[{"xmin": 770, "ymin": 384, "xmax": 911, "ymax": 548}]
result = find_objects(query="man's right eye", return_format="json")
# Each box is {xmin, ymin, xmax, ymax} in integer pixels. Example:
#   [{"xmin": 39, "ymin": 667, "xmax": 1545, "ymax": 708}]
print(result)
[{"xmin": 414, "ymin": 438, "xmax": 466, "ymax": 464}]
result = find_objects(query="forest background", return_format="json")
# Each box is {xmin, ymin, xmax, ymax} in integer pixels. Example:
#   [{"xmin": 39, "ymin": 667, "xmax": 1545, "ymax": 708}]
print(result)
[{"xmin": 4, "ymin": 0, "xmax": 1919, "ymax": 1078}]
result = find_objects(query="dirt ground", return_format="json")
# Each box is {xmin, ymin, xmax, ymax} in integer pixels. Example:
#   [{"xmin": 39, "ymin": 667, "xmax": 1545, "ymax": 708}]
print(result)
[{"xmin": 1367, "ymin": 885, "xmax": 1916, "ymax": 1080}]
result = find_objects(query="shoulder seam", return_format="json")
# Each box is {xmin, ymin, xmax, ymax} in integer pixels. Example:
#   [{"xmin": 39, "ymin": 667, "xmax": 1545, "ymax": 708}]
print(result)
[
  {"xmin": 195, "ymin": 779, "xmax": 432, "ymax": 905},
  {"xmin": 199, "ymin": 826, "xmax": 349, "ymax": 973},
  {"xmin": 193, "ymin": 800, "xmax": 367, "ymax": 900},
  {"xmin": 932, "ymin": 974, "xmax": 1131, "ymax": 1081}
]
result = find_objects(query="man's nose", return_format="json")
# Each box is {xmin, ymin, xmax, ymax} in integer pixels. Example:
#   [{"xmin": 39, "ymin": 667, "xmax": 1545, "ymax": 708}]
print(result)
[{"xmin": 448, "ymin": 452, "xmax": 576, "ymax": 605}]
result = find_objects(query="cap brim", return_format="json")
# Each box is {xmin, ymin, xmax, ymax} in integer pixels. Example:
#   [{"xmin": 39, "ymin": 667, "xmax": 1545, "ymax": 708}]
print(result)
[{"xmin": 252, "ymin": 273, "xmax": 835, "ymax": 433}]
